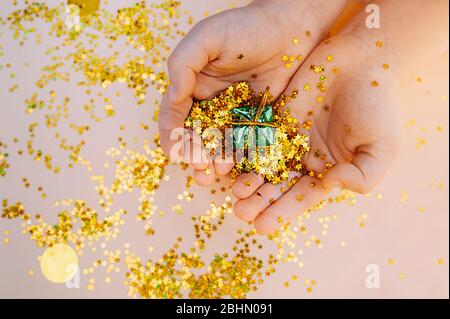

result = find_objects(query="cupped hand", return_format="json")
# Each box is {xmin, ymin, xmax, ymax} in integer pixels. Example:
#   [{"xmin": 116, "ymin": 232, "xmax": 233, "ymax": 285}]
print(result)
[
  {"xmin": 232, "ymin": 34, "xmax": 401, "ymax": 234},
  {"xmin": 158, "ymin": 0, "xmax": 348, "ymax": 185}
]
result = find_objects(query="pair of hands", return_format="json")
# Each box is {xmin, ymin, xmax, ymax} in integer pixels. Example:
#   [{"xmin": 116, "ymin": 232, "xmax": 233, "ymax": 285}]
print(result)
[{"xmin": 158, "ymin": 0, "xmax": 400, "ymax": 235}]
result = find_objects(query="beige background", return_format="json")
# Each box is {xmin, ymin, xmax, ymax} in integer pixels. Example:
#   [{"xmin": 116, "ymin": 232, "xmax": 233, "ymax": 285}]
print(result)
[{"xmin": 0, "ymin": 0, "xmax": 448, "ymax": 298}]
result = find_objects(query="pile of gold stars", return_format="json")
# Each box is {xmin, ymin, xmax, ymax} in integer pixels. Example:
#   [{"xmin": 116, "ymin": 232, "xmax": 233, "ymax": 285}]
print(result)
[{"xmin": 185, "ymin": 82, "xmax": 310, "ymax": 184}]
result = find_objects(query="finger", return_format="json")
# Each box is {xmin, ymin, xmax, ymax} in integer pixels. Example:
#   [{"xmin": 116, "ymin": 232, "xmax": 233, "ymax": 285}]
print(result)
[
  {"xmin": 159, "ymin": 94, "xmax": 194, "ymax": 156},
  {"xmin": 234, "ymin": 172, "xmax": 300, "ymax": 222},
  {"xmin": 190, "ymin": 133, "xmax": 211, "ymax": 170},
  {"xmin": 321, "ymin": 151, "xmax": 389, "ymax": 194},
  {"xmin": 159, "ymin": 20, "xmax": 222, "ymax": 155},
  {"xmin": 213, "ymin": 154, "xmax": 234, "ymax": 176},
  {"xmin": 166, "ymin": 20, "xmax": 221, "ymax": 104},
  {"xmin": 231, "ymin": 172, "xmax": 265, "ymax": 199},
  {"xmin": 193, "ymin": 163, "xmax": 215, "ymax": 186},
  {"xmin": 193, "ymin": 73, "xmax": 231, "ymax": 100},
  {"xmin": 254, "ymin": 176, "xmax": 328, "ymax": 235}
]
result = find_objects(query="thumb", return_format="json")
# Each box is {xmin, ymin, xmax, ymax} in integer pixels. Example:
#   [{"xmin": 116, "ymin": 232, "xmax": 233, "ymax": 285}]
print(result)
[
  {"xmin": 321, "ymin": 151, "xmax": 389, "ymax": 194},
  {"xmin": 166, "ymin": 20, "xmax": 220, "ymax": 104},
  {"xmin": 159, "ymin": 19, "xmax": 221, "ymax": 156}
]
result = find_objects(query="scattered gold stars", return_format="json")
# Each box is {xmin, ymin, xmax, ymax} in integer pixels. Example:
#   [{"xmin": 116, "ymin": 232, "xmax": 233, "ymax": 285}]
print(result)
[
  {"xmin": 416, "ymin": 136, "xmax": 427, "ymax": 150},
  {"xmin": 104, "ymin": 104, "xmax": 115, "ymax": 117},
  {"xmin": 375, "ymin": 40, "xmax": 383, "ymax": 48},
  {"xmin": 281, "ymin": 54, "xmax": 296, "ymax": 68},
  {"xmin": 305, "ymin": 279, "xmax": 316, "ymax": 293},
  {"xmin": 292, "ymin": 37, "xmax": 299, "ymax": 45},
  {"xmin": 383, "ymin": 63, "xmax": 390, "ymax": 70},
  {"xmin": 371, "ymin": 80, "xmax": 379, "ymax": 87},
  {"xmin": 68, "ymin": 0, "xmax": 100, "ymax": 16},
  {"xmin": 437, "ymin": 258, "xmax": 444, "ymax": 265},
  {"xmin": 406, "ymin": 119, "xmax": 416, "ymax": 128},
  {"xmin": 357, "ymin": 213, "xmax": 368, "ymax": 228},
  {"xmin": 310, "ymin": 65, "xmax": 325, "ymax": 74},
  {"xmin": 400, "ymin": 190, "xmax": 408, "ymax": 203},
  {"xmin": 388, "ymin": 258, "xmax": 396, "ymax": 265},
  {"xmin": 326, "ymin": 55, "xmax": 333, "ymax": 62}
]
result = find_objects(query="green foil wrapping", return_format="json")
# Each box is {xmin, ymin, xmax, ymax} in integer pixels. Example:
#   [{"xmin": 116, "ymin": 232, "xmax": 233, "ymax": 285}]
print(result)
[{"xmin": 231, "ymin": 105, "xmax": 275, "ymax": 149}]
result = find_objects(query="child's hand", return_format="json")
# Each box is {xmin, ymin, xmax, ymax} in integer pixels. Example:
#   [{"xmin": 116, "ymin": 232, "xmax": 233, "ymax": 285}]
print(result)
[
  {"xmin": 158, "ymin": 0, "xmax": 348, "ymax": 185},
  {"xmin": 232, "ymin": 34, "xmax": 400, "ymax": 234}
]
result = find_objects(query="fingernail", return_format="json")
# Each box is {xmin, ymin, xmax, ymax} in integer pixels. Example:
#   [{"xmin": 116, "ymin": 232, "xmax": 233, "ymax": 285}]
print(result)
[{"xmin": 167, "ymin": 85, "xmax": 179, "ymax": 103}]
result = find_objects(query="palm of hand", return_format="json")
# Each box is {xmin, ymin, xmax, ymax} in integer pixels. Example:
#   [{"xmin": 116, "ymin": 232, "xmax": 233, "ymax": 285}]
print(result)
[
  {"xmin": 232, "ymin": 35, "xmax": 400, "ymax": 234},
  {"xmin": 189, "ymin": 7, "xmax": 310, "ymax": 100}
]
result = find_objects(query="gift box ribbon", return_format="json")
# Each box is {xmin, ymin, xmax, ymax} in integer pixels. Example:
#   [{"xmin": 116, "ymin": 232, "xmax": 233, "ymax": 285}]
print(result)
[{"xmin": 230, "ymin": 88, "xmax": 277, "ymax": 149}]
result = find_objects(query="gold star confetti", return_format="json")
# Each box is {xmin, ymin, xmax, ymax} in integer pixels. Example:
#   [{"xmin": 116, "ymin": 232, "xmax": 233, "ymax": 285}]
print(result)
[{"xmin": 185, "ymin": 82, "xmax": 310, "ymax": 184}]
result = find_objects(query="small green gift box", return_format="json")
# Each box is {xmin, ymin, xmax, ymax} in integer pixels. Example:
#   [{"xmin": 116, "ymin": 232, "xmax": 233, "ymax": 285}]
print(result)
[{"xmin": 231, "ymin": 105, "xmax": 276, "ymax": 149}]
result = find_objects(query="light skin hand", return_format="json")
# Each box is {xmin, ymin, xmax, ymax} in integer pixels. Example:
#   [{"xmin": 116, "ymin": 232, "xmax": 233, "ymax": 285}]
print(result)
[
  {"xmin": 232, "ymin": 34, "xmax": 401, "ymax": 235},
  {"xmin": 158, "ymin": 0, "xmax": 348, "ymax": 186},
  {"xmin": 233, "ymin": 0, "xmax": 449, "ymax": 235}
]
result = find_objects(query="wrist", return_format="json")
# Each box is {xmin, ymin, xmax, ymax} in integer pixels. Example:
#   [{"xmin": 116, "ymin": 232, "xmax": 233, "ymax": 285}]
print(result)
[{"xmin": 248, "ymin": 0, "xmax": 348, "ymax": 37}]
